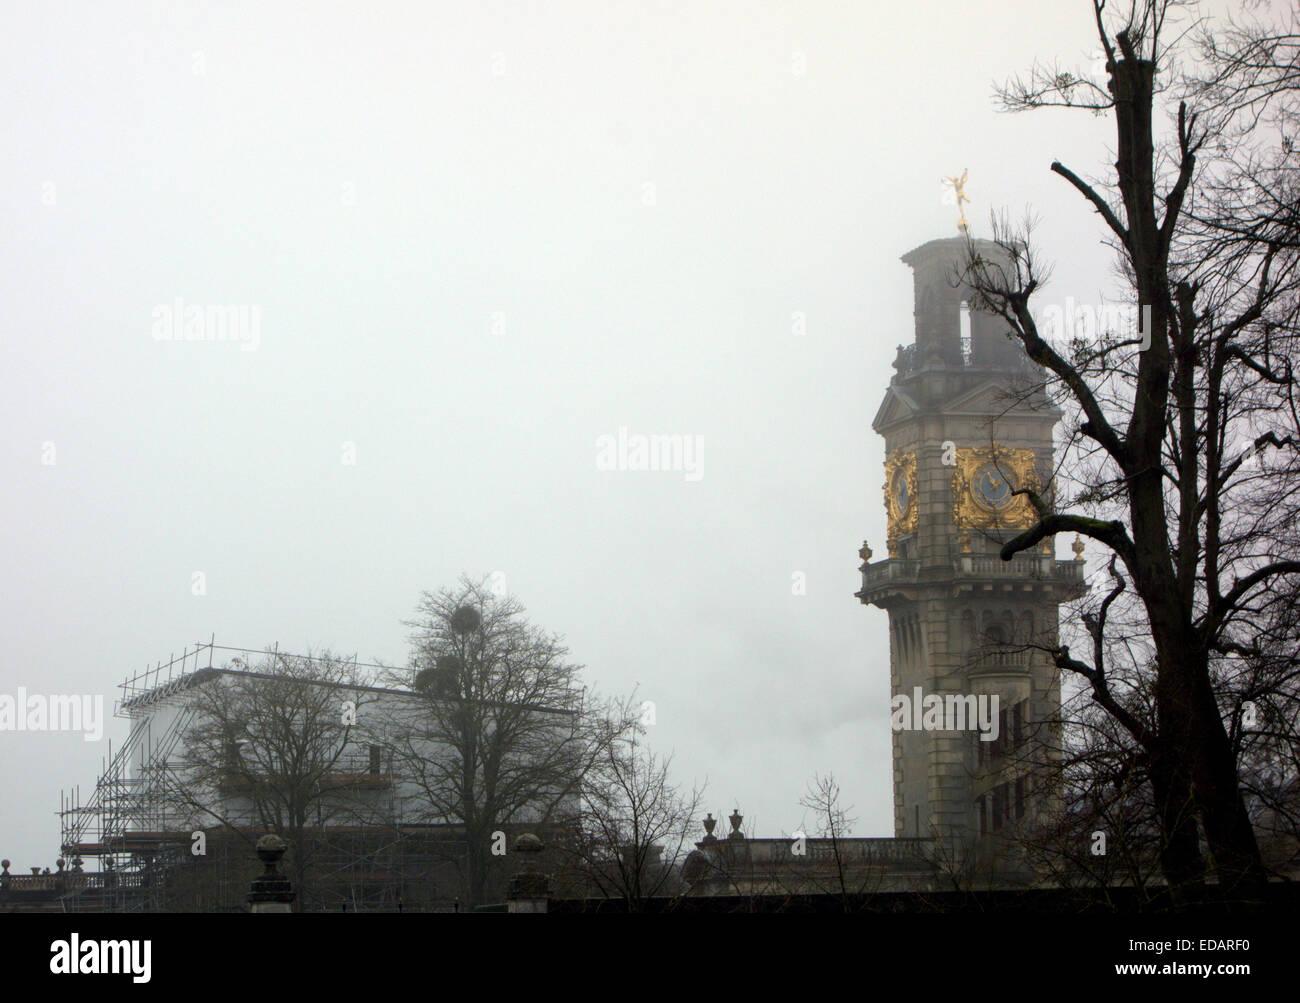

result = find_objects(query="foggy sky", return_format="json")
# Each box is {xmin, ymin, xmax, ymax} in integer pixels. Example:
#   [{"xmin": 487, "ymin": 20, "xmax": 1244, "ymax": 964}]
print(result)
[{"xmin": 1, "ymin": 0, "xmax": 1172, "ymax": 870}]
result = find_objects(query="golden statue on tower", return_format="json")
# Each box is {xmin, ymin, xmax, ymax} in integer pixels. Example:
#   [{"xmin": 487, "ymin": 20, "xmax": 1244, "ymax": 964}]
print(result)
[{"xmin": 941, "ymin": 168, "xmax": 971, "ymax": 232}]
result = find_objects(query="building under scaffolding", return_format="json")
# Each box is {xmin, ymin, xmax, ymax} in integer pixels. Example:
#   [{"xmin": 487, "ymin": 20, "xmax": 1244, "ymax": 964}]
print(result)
[
  {"xmin": 59, "ymin": 642, "xmax": 225, "ymax": 911},
  {"xmin": 58, "ymin": 640, "xmax": 578, "ymax": 912}
]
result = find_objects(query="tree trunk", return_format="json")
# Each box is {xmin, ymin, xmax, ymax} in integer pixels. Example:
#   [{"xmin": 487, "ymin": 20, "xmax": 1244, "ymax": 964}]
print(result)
[
  {"xmin": 1187, "ymin": 663, "xmax": 1268, "ymax": 895},
  {"xmin": 1148, "ymin": 734, "xmax": 1205, "ymax": 896}
]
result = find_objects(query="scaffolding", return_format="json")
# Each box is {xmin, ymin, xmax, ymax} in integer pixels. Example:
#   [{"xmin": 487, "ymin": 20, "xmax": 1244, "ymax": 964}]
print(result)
[
  {"xmin": 58, "ymin": 641, "xmax": 238, "ymax": 909},
  {"xmin": 56, "ymin": 639, "xmax": 463, "ymax": 911}
]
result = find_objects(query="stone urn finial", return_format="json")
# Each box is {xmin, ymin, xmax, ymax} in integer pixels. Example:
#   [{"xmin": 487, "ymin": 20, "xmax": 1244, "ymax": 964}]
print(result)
[
  {"xmin": 859, "ymin": 541, "xmax": 873, "ymax": 564},
  {"xmin": 703, "ymin": 812, "xmax": 716, "ymax": 836},
  {"xmin": 728, "ymin": 808, "xmax": 744, "ymax": 839},
  {"xmin": 1072, "ymin": 534, "xmax": 1086, "ymax": 562},
  {"xmin": 249, "ymin": 834, "xmax": 294, "ymax": 911},
  {"xmin": 508, "ymin": 833, "xmax": 549, "ymax": 908},
  {"xmin": 256, "ymin": 833, "xmax": 287, "ymax": 868}
]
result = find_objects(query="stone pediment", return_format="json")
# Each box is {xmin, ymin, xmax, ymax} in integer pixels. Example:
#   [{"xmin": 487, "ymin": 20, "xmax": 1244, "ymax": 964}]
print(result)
[
  {"xmin": 871, "ymin": 386, "xmax": 920, "ymax": 434},
  {"xmin": 939, "ymin": 378, "xmax": 1059, "ymax": 422}
]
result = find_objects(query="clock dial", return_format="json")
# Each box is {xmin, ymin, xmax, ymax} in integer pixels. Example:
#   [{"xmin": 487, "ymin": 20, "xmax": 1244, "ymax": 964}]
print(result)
[
  {"xmin": 884, "ymin": 449, "xmax": 918, "ymax": 539},
  {"xmin": 893, "ymin": 472, "xmax": 910, "ymax": 516},
  {"xmin": 950, "ymin": 446, "xmax": 1039, "ymax": 532},
  {"xmin": 973, "ymin": 464, "xmax": 1013, "ymax": 509}
]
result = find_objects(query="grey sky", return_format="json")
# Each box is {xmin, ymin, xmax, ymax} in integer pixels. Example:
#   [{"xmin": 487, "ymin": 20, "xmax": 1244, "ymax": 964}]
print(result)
[{"xmin": 2, "ymin": 0, "xmax": 1167, "ymax": 869}]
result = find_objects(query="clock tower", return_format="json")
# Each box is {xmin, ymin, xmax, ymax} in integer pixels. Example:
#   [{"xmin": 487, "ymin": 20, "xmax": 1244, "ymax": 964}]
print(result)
[{"xmin": 856, "ymin": 236, "xmax": 1086, "ymax": 881}]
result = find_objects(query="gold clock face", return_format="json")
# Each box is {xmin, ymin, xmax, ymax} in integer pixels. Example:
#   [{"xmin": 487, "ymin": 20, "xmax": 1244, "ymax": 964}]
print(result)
[
  {"xmin": 971, "ymin": 463, "xmax": 1013, "ymax": 510},
  {"xmin": 951, "ymin": 446, "xmax": 1041, "ymax": 531},
  {"xmin": 892, "ymin": 468, "xmax": 911, "ymax": 517},
  {"xmin": 884, "ymin": 449, "xmax": 918, "ymax": 539}
]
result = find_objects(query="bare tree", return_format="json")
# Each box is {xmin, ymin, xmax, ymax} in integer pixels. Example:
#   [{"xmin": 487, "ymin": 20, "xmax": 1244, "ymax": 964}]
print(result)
[
  {"xmin": 562, "ymin": 719, "xmax": 704, "ymax": 911},
  {"xmin": 162, "ymin": 649, "xmax": 379, "ymax": 910},
  {"xmin": 1016, "ymin": 641, "xmax": 1176, "ymax": 900},
  {"xmin": 797, "ymin": 773, "xmax": 860, "ymax": 907},
  {"xmin": 1185, "ymin": 4, "xmax": 1300, "ymax": 251},
  {"xmin": 376, "ymin": 576, "xmax": 633, "ymax": 907},
  {"xmin": 961, "ymin": 0, "xmax": 1300, "ymax": 896}
]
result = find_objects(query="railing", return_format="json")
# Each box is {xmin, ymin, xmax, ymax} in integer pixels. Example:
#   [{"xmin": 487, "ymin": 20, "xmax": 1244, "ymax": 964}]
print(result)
[
  {"xmin": 0, "ymin": 871, "xmax": 145, "ymax": 893},
  {"xmin": 972, "ymin": 649, "xmax": 1032, "ymax": 669},
  {"xmin": 960, "ymin": 554, "xmax": 1048, "ymax": 576},
  {"xmin": 861, "ymin": 560, "xmax": 920, "ymax": 589},
  {"xmin": 1054, "ymin": 560, "xmax": 1086, "ymax": 585},
  {"xmin": 735, "ymin": 837, "xmax": 937, "ymax": 866},
  {"xmin": 957, "ymin": 555, "xmax": 1085, "ymax": 584},
  {"xmin": 861, "ymin": 557, "xmax": 1085, "ymax": 591},
  {"xmin": 893, "ymin": 342, "xmax": 1037, "ymax": 377}
]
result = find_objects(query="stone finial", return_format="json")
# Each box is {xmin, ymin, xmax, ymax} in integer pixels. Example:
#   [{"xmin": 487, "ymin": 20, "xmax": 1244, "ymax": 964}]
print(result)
[
  {"xmin": 728, "ymin": 808, "xmax": 744, "ymax": 840},
  {"xmin": 508, "ymin": 833, "xmax": 549, "ymax": 910},
  {"xmin": 859, "ymin": 541, "xmax": 873, "ymax": 563},
  {"xmin": 256, "ymin": 833, "xmax": 287, "ymax": 864},
  {"xmin": 249, "ymin": 834, "xmax": 294, "ymax": 912},
  {"xmin": 699, "ymin": 813, "xmax": 718, "ymax": 846},
  {"xmin": 1072, "ymin": 534, "xmax": 1086, "ymax": 562}
]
